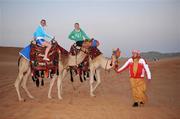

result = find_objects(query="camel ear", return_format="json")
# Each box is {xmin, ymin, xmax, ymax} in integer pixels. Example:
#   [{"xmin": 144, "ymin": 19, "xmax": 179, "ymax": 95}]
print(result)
[
  {"xmin": 115, "ymin": 48, "xmax": 121, "ymax": 58},
  {"xmin": 112, "ymin": 49, "xmax": 116, "ymax": 55}
]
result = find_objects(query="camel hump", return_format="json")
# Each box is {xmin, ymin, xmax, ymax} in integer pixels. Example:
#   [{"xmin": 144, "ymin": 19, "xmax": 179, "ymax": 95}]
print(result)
[{"xmin": 17, "ymin": 56, "xmax": 22, "ymax": 67}]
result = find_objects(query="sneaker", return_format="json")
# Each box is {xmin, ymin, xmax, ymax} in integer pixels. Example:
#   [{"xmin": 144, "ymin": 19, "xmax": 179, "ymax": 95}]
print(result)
[
  {"xmin": 132, "ymin": 102, "xmax": 139, "ymax": 107},
  {"xmin": 43, "ymin": 57, "xmax": 50, "ymax": 61}
]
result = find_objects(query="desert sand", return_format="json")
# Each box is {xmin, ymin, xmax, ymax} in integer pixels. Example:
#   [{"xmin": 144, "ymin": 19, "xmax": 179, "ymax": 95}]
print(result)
[{"xmin": 0, "ymin": 47, "xmax": 180, "ymax": 119}]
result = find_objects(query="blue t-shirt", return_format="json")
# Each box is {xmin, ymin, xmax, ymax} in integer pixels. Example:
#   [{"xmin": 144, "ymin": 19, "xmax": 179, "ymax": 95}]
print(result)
[{"xmin": 33, "ymin": 25, "xmax": 53, "ymax": 39}]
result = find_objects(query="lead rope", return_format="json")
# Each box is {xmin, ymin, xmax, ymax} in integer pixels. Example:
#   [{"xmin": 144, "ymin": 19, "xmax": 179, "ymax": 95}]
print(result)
[
  {"xmin": 105, "ymin": 59, "xmax": 109, "ymax": 71},
  {"xmin": 104, "ymin": 58, "xmax": 111, "ymax": 80},
  {"xmin": 75, "ymin": 47, "xmax": 78, "ymax": 66}
]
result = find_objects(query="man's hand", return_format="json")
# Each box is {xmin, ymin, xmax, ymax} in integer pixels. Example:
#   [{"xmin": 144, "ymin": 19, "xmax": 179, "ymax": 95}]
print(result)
[{"xmin": 114, "ymin": 67, "xmax": 120, "ymax": 73}]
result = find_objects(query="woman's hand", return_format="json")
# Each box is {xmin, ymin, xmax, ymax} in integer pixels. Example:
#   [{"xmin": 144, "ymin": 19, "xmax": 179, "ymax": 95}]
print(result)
[{"xmin": 52, "ymin": 36, "xmax": 55, "ymax": 40}]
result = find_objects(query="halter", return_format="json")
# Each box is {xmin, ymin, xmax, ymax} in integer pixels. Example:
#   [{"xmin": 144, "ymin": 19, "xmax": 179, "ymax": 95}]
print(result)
[
  {"xmin": 105, "ymin": 54, "xmax": 115, "ymax": 71},
  {"xmin": 105, "ymin": 59, "xmax": 110, "ymax": 71},
  {"xmin": 112, "ymin": 48, "xmax": 121, "ymax": 69}
]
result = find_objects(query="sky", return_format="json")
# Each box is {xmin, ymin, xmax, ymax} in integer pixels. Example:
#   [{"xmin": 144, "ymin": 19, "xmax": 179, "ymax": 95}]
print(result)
[{"xmin": 0, "ymin": 0, "xmax": 180, "ymax": 56}]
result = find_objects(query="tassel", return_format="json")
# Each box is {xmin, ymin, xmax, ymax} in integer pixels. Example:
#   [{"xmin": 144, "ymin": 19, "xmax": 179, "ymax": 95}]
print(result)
[
  {"xmin": 41, "ymin": 71, "xmax": 44, "ymax": 78},
  {"xmin": 94, "ymin": 75, "xmax": 97, "ymax": 81},
  {"xmin": 45, "ymin": 69, "xmax": 49, "ymax": 78},
  {"xmin": 79, "ymin": 74, "xmax": 83, "ymax": 83},
  {"xmin": 56, "ymin": 69, "xmax": 59, "ymax": 75},
  {"xmin": 50, "ymin": 70, "xmax": 53, "ymax": 78},
  {"xmin": 32, "ymin": 76, "xmax": 36, "ymax": 82},
  {"xmin": 70, "ymin": 69, "xmax": 74, "ymax": 82},
  {"xmin": 41, "ymin": 79, "xmax": 44, "ymax": 86},
  {"xmin": 83, "ymin": 71, "xmax": 86, "ymax": 81},
  {"xmin": 87, "ymin": 71, "xmax": 89, "ymax": 78},
  {"xmin": 36, "ymin": 79, "xmax": 40, "ymax": 87}
]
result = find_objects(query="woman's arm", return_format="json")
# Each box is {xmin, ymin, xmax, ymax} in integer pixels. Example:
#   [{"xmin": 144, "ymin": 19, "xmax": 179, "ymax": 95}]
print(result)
[
  {"xmin": 45, "ymin": 33, "xmax": 53, "ymax": 39},
  {"xmin": 81, "ymin": 29, "xmax": 90, "ymax": 40},
  {"xmin": 68, "ymin": 31, "xmax": 76, "ymax": 41},
  {"xmin": 44, "ymin": 30, "xmax": 53, "ymax": 39}
]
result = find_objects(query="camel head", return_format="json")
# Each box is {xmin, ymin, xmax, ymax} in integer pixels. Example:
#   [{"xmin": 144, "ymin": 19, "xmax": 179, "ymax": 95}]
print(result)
[{"xmin": 110, "ymin": 48, "xmax": 121, "ymax": 69}]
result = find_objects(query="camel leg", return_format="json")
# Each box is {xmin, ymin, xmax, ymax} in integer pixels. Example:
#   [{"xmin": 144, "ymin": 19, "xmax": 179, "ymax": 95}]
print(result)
[
  {"xmin": 57, "ymin": 72, "xmax": 63, "ymax": 100},
  {"xmin": 21, "ymin": 68, "xmax": 34, "ymax": 99},
  {"xmin": 14, "ymin": 58, "xmax": 29, "ymax": 101},
  {"xmin": 48, "ymin": 75, "xmax": 57, "ymax": 99},
  {"xmin": 56, "ymin": 69, "xmax": 67, "ymax": 100},
  {"xmin": 89, "ymin": 68, "xmax": 96, "ymax": 97},
  {"xmin": 92, "ymin": 69, "xmax": 101, "ymax": 93},
  {"xmin": 60, "ymin": 69, "xmax": 67, "ymax": 94},
  {"xmin": 15, "ymin": 71, "xmax": 25, "ymax": 101}
]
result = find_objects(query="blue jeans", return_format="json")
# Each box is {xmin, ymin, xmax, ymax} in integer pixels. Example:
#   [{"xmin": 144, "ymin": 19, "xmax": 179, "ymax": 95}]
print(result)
[{"xmin": 36, "ymin": 39, "xmax": 45, "ymax": 46}]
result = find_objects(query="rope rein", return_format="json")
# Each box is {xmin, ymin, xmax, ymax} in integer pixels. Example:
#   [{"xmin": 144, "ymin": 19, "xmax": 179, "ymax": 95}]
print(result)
[{"xmin": 105, "ymin": 59, "xmax": 109, "ymax": 71}]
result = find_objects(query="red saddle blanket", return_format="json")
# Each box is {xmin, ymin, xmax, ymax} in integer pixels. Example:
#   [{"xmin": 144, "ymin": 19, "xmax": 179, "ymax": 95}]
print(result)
[
  {"xmin": 88, "ymin": 47, "xmax": 102, "ymax": 59},
  {"xmin": 30, "ymin": 42, "xmax": 60, "ymax": 78},
  {"xmin": 70, "ymin": 44, "xmax": 102, "ymax": 59}
]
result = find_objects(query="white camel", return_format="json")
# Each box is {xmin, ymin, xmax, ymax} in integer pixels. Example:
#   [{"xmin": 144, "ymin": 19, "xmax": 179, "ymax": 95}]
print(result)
[{"xmin": 50, "ymin": 52, "xmax": 119, "ymax": 99}]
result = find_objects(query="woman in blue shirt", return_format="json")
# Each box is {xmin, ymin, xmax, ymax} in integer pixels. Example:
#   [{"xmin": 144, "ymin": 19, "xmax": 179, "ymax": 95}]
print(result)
[{"xmin": 33, "ymin": 19, "xmax": 54, "ymax": 61}]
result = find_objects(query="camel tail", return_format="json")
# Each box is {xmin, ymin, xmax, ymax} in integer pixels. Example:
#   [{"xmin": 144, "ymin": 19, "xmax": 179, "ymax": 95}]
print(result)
[{"xmin": 18, "ymin": 56, "xmax": 22, "ymax": 67}]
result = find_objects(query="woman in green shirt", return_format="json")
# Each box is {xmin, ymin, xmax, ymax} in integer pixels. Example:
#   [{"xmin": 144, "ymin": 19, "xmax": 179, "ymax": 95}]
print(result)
[{"xmin": 68, "ymin": 23, "xmax": 90, "ymax": 47}]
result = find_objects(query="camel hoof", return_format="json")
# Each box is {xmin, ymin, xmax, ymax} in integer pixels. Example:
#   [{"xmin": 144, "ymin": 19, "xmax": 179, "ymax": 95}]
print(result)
[
  {"xmin": 29, "ymin": 95, "xmax": 35, "ymax": 99},
  {"xmin": 48, "ymin": 96, "xmax": 53, "ymax": 99},
  {"xmin": 90, "ymin": 93, "xmax": 96, "ymax": 97},
  {"xmin": 19, "ymin": 98, "xmax": 26, "ymax": 102},
  {"xmin": 58, "ymin": 97, "xmax": 63, "ymax": 100}
]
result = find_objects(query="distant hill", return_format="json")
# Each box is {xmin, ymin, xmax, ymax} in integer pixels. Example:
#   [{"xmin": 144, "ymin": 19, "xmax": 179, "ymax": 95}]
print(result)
[
  {"xmin": 140, "ymin": 51, "xmax": 180, "ymax": 61},
  {"xmin": 0, "ymin": 47, "xmax": 180, "ymax": 61}
]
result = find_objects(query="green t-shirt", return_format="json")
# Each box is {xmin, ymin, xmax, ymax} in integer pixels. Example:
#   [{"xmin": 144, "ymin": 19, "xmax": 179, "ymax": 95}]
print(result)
[{"xmin": 68, "ymin": 29, "xmax": 90, "ymax": 42}]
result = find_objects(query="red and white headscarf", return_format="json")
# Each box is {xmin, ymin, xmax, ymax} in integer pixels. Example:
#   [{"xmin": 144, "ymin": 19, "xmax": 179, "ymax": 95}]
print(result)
[{"xmin": 132, "ymin": 50, "xmax": 140, "ymax": 55}]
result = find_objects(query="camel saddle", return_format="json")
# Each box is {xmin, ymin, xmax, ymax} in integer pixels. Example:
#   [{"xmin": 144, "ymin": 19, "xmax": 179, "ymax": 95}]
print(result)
[
  {"xmin": 70, "ymin": 39, "xmax": 101, "ymax": 59},
  {"xmin": 30, "ymin": 40, "xmax": 60, "ymax": 81}
]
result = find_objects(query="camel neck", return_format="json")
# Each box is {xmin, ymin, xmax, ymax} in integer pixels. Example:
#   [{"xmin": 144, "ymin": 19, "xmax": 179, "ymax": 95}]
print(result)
[
  {"xmin": 68, "ymin": 50, "xmax": 87, "ymax": 66},
  {"xmin": 100, "ymin": 56, "xmax": 113, "ymax": 70}
]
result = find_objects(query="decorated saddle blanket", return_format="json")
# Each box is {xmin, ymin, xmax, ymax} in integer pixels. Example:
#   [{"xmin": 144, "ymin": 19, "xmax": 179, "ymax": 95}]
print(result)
[
  {"xmin": 88, "ymin": 47, "xmax": 102, "ymax": 59},
  {"xmin": 69, "ymin": 39, "xmax": 102, "ymax": 74},
  {"xmin": 30, "ymin": 41, "xmax": 60, "ymax": 79},
  {"xmin": 70, "ymin": 39, "xmax": 101, "ymax": 59}
]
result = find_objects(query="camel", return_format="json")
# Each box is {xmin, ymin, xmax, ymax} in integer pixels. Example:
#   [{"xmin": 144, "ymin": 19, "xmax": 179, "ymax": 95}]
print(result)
[
  {"xmin": 15, "ymin": 44, "xmax": 119, "ymax": 101},
  {"xmin": 15, "ymin": 46, "xmax": 87, "ymax": 101},
  {"xmin": 49, "ymin": 51, "xmax": 119, "ymax": 99}
]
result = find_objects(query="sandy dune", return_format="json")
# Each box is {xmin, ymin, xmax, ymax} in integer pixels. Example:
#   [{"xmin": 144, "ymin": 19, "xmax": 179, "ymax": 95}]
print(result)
[{"xmin": 0, "ymin": 47, "xmax": 179, "ymax": 119}]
